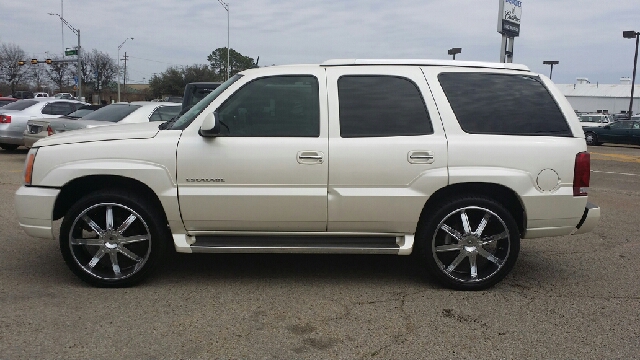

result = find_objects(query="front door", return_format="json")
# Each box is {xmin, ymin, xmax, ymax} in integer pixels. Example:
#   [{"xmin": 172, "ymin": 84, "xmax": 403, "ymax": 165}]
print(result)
[{"xmin": 176, "ymin": 71, "xmax": 329, "ymax": 232}]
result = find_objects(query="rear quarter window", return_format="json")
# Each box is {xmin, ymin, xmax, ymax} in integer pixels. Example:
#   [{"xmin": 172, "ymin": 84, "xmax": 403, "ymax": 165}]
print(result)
[{"xmin": 438, "ymin": 72, "xmax": 572, "ymax": 136}]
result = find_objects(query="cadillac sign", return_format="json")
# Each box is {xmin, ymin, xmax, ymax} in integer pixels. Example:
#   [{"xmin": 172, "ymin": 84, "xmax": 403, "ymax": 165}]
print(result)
[{"xmin": 497, "ymin": 0, "xmax": 522, "ymax": 37}]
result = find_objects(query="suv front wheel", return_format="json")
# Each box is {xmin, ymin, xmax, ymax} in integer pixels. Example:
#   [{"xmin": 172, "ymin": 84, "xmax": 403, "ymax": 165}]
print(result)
[
  {"xmin": 59, "ymin": 190, "xmax": 169, "ymax": 287},
  {"xmin": 417, "ymin": 196, "xmax": 520, "ymax": 290}
]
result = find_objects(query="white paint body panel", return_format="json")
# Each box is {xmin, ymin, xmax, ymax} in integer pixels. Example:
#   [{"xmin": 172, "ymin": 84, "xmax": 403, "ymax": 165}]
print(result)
[{"xmin": 14, "ymin": 60, "xmax": 599, "ymax": 252}]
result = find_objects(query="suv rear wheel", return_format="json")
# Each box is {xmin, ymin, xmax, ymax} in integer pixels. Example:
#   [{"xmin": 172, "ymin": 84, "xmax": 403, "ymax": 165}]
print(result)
[
  {"xmin": 59, "ymin": 190, "xmax": 169, "ymax": 287},
  {"xmin": 417, "ymin": 196, "xmax": 520, "ymax": 290}
]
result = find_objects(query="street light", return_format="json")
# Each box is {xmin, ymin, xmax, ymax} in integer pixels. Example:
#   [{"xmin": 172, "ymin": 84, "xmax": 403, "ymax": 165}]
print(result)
[
  {"xmin": 117, "ymin": 37, "xmax": 134, "ymax": 102},
  {"xmin": 48, "ymin": 12, "xmax": 81, "ymax": 100},
  {"xmin": 448, "ymin": 47, "xmax": 461, "ymax": 60},
  {"xmin": 623, "ymin": 30, "xmax": 640, "ymax": 119},
  {"xmin": 217, "ymin": 0, "xmax": 230, "ymax": 80},
  {"xmin": 543, "ymin": 60, "xmax": 559, "ymax": 79}
]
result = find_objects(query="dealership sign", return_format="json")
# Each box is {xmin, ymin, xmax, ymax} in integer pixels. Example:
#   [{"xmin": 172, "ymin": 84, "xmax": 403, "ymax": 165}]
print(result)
[{"xmin": 497, "ymin": 0, "xmax": 522, "ymax": 37}]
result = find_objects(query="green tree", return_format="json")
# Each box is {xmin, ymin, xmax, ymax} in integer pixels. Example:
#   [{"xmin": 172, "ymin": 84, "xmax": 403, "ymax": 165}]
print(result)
[
  {"xmin": 207, "ymin": 47, "xmax": 257, "ymax": 79},
  {"xmin": 148, "ymin": 64, "xmax": 218, "ymax": 99}
]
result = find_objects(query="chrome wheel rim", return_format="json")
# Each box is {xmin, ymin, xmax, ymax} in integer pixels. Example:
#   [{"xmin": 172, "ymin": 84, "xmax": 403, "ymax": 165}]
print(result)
[
  {"xmin": 68, "ymin": 202, "xmax": 152, "ymax": 281},
  {"xmin": 585, "ymin": 133, "xmax": 595, "ymax": 144},
  {"xmin": 432, "ymin": 206, "xmax": 510, "ymax": 284}
]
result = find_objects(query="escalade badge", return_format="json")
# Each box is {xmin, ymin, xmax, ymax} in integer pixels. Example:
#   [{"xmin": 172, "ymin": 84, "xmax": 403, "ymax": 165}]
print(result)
[{"xmin": 186, "ymin": 178, "xmax": 225, "ymax": 183}]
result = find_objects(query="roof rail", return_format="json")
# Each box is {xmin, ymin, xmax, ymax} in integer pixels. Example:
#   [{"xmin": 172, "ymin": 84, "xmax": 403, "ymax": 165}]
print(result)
[{"xmin": 321, "ymin": 59, "xmax": 529, "ymax": 71}]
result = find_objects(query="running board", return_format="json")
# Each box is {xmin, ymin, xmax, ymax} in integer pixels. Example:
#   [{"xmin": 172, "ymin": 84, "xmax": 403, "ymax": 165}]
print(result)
[{"xmin": 175, "ymin": 234, "xmax": 415, "ymax": 255}]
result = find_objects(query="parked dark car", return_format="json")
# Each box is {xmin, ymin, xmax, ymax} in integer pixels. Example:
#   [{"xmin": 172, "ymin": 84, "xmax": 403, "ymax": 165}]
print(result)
[
  {"xmin": 12, "ymin": 91, "xmax": 34, "ymax": 99},
  {"xmin": 181, "ymin": 82, "xmax": 221, "ymax": 112},
  {"xmin": 584, "ymin": 120, "xmax": 640, "ymax": 145}
]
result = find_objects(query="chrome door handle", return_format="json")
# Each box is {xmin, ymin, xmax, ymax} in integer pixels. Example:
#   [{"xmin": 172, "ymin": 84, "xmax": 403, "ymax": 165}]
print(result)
[
  {"xmin": 297, "ymin": 151, "xmax": 324, "ymax": 164},
  {"xmin": 408, "ymin": 151, "xmax": 434, "ymax": 164}
]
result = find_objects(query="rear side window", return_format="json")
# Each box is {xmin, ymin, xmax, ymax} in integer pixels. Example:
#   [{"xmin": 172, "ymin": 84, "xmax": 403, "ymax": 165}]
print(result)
[
  {"xmin": 42, "ymin": 102, "xmax": 75, "ymax": 115},
  {"xmin": 438, "ymin": 73, "xmax": 571, "ymax": 136},
  {"xmin": 81, "ymin": 104, "xmax": 141, "ymax": 122},
  {"xmin": 338, "ymin": 76, "xmax": 433, "ymax": 138}
]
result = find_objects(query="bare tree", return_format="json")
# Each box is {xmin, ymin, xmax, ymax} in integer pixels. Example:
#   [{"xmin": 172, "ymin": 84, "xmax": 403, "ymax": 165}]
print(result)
[
  {"xmin": 28, "ymin": 59, "xmax": 53, "ymax": 94},
  {"xmin": 45, "ymin": 55, "xmax": 74, "ymax": 93},
  {"xmin": 84, "ymin": 49, "xmax": 117, "ymax": 98},
  {"xmin": 0, "ymin": 43, "xmax": 28, "ymax": 94}
]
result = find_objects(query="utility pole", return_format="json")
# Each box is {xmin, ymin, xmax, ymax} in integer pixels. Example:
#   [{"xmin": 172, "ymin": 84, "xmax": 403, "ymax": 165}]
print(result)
[{"xmin": 122, "ymin": 52, "xmax": 128, "ymax": 102}]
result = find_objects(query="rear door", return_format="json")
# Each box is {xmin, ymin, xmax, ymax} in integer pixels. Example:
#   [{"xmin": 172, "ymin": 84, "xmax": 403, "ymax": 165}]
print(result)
[{"xmin": 325, "ymin": 66, "xmax": 448, "ymax": 233}]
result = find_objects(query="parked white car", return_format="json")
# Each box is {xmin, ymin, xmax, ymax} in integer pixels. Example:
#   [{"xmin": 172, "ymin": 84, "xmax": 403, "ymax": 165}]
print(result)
[
  {"xmin": 0, "ymin": 98, "xmax": 87, "ymax": 150},
  {"xmin": 45, "ymin": 101, "xmax": 181, "ymax": 136},
  {"xmin": 15, "ymin": 59, "xmax": 600, "ymax": 290},
  {"xmin": 578, "ymin": 113, "xmax": 612, "ymax": 128}
]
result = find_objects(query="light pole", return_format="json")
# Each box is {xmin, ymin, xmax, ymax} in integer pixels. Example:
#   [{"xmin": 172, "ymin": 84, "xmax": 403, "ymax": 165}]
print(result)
[
  {"xmin": 543, "ymin": 60, "xmax": 559, "ymax": 79},
  {"xmin": 117, "ymin": 37, "xmax": 134, "ymax": 102},
  {"xmin": 217, "ymin": 0, "xmax": 230, "ymax": 80},
  {"xmin": 48, "ymin": 12, "xmax": 81, "ymax": 100},
  {"xmin": 448, "ymin": 47, "xmax": 461, "ymax": 60},
  {"xmin": 623, "ymin": 30, "xmax": 639, "ymax": 119}
]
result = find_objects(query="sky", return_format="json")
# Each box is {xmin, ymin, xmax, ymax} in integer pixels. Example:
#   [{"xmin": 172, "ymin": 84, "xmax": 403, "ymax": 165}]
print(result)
[{"xmin": 1, "ymin": 0, "xmax": 638, "ymax": 85}]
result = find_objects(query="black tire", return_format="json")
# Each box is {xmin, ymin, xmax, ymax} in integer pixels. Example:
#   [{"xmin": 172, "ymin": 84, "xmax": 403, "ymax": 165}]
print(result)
[
  {"xmin": 0, "ymin": 144, "xmax": 19, "ymax": 151},
  {"xmin": 416, "ymin": 196, "xmax": 520, "ymax": 291},
  {"xmin": 584, "ymin": 132, "xmax": 600, "ymax": 146},
  {"xmin": 59, "ymin": 189, "xmax": 169, "ymax": 287}
]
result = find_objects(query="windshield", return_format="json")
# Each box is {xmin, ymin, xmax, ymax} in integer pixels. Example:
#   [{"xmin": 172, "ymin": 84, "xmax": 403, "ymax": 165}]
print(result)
[
  {"xmin": 169, "ymin": 74, "xmax": 242, "ymax": 130},
  {"xmin": 2, "ymin": 100, "xmax": 38, "ymax": 111},
  {"xmin": 80, "ymin": 104, "xmax": 141, "ymax": 122}
]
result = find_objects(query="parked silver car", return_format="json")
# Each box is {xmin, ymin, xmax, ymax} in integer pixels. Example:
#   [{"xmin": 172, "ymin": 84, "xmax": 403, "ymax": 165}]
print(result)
[
  {"xmin": 0, "ymin": 98, "xmax": 87, "ymax": 150},
  {"xmin": 23, "ymin": 104, "xmax": 105, "ymax": 148},
  {"xmin": 47, "ymin": 101, "xmax": 181, "ymax": 136}
]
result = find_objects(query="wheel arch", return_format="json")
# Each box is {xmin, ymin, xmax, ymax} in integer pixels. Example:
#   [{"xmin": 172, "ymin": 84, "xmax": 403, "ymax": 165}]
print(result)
[
  {"xmin": 419, "ymin": 182, "xmax": 526, "ymax": 236},
  {"xmin": 52, "ymin": 175, "xmax": 168, "ymax": 223}
]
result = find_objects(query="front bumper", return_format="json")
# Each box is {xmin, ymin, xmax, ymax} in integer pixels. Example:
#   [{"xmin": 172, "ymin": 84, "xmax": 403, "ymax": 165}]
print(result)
[
  {"xmin": 571, "ymin": 202, "xmax": 601, "ymax": 235},
  {"xmin": 15, "ymin": 186, "xmax": 59, "ymax": 238}
]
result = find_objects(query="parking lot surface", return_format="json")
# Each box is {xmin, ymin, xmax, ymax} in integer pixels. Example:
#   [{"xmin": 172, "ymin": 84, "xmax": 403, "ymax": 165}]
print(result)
[{"xmin": 1, "ymin": 144, "xmax": 639, "ymax": 359}]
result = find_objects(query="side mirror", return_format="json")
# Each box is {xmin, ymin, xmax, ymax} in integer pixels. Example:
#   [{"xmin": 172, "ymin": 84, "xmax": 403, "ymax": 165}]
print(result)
[
  {"xmin": 603, "ymin": 125, "xmax": 610, "ymax": 129},
  {"xmin": 199, "ymin": 112, "xmax": 220, "ymax": 137}
]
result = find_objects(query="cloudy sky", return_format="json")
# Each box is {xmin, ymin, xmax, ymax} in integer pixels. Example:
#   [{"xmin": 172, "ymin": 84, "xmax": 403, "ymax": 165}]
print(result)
[{"xmin": 1, "ymin": 0, "xmax": 638, "ymax": 85}]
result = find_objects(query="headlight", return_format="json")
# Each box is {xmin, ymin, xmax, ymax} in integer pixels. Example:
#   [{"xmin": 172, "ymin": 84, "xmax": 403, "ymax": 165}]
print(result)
[{"xmin": 24, "ymin": 148, "xmax": 38, "ymax": 185}]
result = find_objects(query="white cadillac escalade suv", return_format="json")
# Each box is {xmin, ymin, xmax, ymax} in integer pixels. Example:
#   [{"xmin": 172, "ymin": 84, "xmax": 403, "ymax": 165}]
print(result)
[{"xmin": 15, "ymin": 59, "xmax": 600, "ymax": 290}]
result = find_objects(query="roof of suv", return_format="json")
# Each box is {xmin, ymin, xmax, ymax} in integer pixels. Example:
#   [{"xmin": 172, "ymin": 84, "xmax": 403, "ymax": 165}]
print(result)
[{"xmin": 320, "ymin": 59, "xmax": 529, "ymax": 71}]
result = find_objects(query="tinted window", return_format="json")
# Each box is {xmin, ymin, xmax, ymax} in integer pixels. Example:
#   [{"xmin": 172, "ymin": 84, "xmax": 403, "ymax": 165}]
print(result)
[
  {"xmin": 42, "ymin": 102, "xmax": 74, "ymax": 115},
  {"xmin": 0, "ymin": 100, "xmax": 16, "ymax": 107},
  {"xmin": 149, "ymin": 105, "xmax": 181, "ymax": 121},
  {"xmin": 81, "ymin": 104, "xmax": 141, "ymax": 122},
  {"xmin": 438, "ymin": 73, "xmax": 571, "ymax": 136},
  {"xmin": 338, "ymin": 76, "xmax": 432, "ymax": 138},
  {"xmin": 217, "ymin": 75, "xmax": 320, "ymax": 137},
  {"xmin": 2, "ymin": 100, "xmax": 38, "ymax": 111},
  {"xmin": 171, "ymin": 75, "xmax": 242, "ymax": 130}
]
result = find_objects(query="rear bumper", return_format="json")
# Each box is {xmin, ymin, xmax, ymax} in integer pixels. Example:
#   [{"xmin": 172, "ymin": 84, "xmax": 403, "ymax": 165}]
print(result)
[
  {"xmin": 571, "ymin": 202, "xmax": 601, "ymax": 235},
  {"xmin": 23, "ymin": 131, "xmax": 46, "ymax": 148}
]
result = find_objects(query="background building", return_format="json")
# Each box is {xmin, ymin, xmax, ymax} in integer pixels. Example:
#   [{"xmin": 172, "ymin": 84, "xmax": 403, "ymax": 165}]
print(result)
[{"xmin": 557, "ymin": 77, "xmax": 639, "ymax": 115}]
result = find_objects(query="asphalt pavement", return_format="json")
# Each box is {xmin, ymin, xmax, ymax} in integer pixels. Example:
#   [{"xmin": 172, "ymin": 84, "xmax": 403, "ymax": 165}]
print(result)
[{"xmin": 0, "ymin": 145, "xmax": 638, "ymax": 359}]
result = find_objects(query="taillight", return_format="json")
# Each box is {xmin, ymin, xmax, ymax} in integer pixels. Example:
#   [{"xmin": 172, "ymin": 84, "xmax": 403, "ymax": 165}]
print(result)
[
  {"xmin": 47, "ymin": 125, "xmax": 54, "ymax": 136},
  {"xmin": 0, "ymin": 114, "xmax": 11, "ymax": 123},
  {"xmin": 573, "ymin": 152, "xmax": 590, "ymax": 196},
  {"xmin": 24, "ymin": 149, "xmax": 37, "ymax": 185}
]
